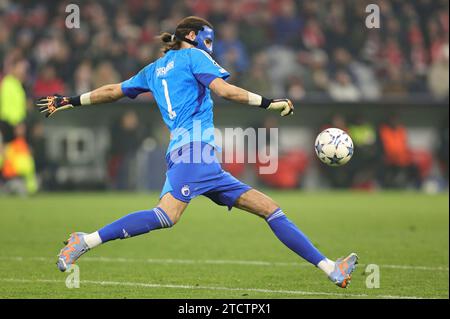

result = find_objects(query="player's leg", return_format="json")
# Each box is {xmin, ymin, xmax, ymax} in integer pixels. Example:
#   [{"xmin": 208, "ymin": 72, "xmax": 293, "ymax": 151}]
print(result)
[
  {"xmin": 88, "ymin": 192, "xmax": 187, "ymax": 245},
  {"xmin": 57, "ymin": 192, "xmax": 188, "ymax": 271},
  {"xmin": 234, "ymin": 189, "xmax": 330, "ymax": 266},
  {"xmin": 234, "ymin": 189, "xmax": 358, "ymax": 288}
]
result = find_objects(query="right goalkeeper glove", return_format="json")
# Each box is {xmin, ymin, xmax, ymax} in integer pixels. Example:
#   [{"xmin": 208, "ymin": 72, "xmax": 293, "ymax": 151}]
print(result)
[{"xmin": 36, "ymin": 94, "xmax": 81, "ymax": 118}]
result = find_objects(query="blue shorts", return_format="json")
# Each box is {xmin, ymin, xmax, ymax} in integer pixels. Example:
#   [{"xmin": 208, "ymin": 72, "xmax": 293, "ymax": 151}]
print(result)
[{"xmin": 160, "ymin": 142, "xmax": 252, "ymax": 210}]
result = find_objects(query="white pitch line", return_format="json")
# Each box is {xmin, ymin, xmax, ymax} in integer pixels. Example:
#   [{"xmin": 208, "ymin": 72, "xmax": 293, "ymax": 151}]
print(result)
[
  {"xmin": 0, "ymin": 256, "xmax": 448, "ymax": 272},
  {"xmin": 0, "ymin": 278, "xmax": 431, "ymax": 299},
  {"xmin": 380, "ymin": 264, "xmax": 449, "ymax": 271}
]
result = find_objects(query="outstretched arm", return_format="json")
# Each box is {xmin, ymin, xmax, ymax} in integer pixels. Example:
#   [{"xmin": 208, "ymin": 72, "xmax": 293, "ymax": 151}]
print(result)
[
  {"xmin": 36, "ymin": 83, "xmax": 125, "ymax": 118},
  {"xmin": 88, "ymin": 83, "xmax": 125, "ymax": 104},
  {"xmin": 209, "ymin": 78, "xmax": 294, "ymax": 116}
]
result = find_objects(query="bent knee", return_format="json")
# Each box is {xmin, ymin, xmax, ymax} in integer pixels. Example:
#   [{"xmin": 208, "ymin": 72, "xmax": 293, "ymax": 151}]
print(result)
[
  {"xmin": 169, "ymin": 215, "xmax": 181, "ymax": 226},
  {"xmin": 157, "ymin": 206, "xmax": 183, "ymax": 226},
  {"xmin": 235, "ymin": 189, "xmax": 280, "ymax": 218},
  {"xmin": 157, "ymin": 192, "xmax": 189, "ymax": 226},
  {"xmin": 255, "ymin": 198, "xmax": 280, "ymax": 219},
  {"xmin": 260, "ymin": 204, "xmax": 281, "ymax": 219}
]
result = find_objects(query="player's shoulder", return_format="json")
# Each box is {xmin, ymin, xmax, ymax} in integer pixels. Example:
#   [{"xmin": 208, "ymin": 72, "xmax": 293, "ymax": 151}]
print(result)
[
  {"xmin": 138, "ymin": 61, "xmax": 155, "ymax": 75},
  {"xmin": 168, "ymin": 48, "xmax": 216, "ymax": 63},
  {"xmin": 188, "ymin": 48, "xmax": 224, "ymax": 70},
  {"xmin": 188, "ymin": 47, "xmax": 215, "ymax": 61}
]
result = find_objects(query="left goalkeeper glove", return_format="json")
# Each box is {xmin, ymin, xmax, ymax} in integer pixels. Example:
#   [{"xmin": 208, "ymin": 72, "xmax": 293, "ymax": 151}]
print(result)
[
  {"xmin": 260, "ymin": 98, "xmax": 294, "ymax": 116},
  {"xmin": 36, "ymin": 94, "xmax": 81, "ymax": 118}
]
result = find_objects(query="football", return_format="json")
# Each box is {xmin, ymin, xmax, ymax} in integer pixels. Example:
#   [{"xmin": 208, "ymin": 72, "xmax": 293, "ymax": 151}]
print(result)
[{"xmin": 314, "ymin": 128, "xmax": 354, "ymax": 166}]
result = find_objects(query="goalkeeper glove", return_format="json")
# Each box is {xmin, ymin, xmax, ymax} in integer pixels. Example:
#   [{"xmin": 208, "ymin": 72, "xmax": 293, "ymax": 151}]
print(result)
[
  {"xmin": 36, "ymin": 94, "xmax": 81, "ymax": 118},
  {"xmin": 260, "ymin": 97, "xmax": 294, "ymax": 116}
]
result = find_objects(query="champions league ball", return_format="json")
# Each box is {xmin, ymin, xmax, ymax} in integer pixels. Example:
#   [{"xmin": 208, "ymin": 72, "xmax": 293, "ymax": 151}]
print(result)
[{"xmin": 314, "ymin": 128, "xmax": 354, "ymax": 166}]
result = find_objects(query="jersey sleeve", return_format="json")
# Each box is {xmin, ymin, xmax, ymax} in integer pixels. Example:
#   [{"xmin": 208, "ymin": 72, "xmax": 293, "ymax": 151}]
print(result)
[
  {"xmin": 121, "ymin": 66, "xmax": 151, "ymax": 99},
  {"xmin": 189, "ymin": 48, "xmax": 230, "ymax": 87}
]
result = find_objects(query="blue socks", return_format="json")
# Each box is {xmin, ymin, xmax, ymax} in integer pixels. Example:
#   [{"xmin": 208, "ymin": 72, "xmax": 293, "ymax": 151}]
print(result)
[
  {"xmin": 98, "ymin": 207, "xmax": 173, "ymax": 243},
  {"xmin": 266, "ymin": 208, "xmax": 325, "ymax": 266},
  {"xmin": 95, "ymin": 206, "xmax": 325, "ymax": 268}
]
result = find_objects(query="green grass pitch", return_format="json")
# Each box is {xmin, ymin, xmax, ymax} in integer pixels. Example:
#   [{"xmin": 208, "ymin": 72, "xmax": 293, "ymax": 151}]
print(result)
[{"xmin": 0, "ymin": 191, "xmax": 448, "ymax": 299}]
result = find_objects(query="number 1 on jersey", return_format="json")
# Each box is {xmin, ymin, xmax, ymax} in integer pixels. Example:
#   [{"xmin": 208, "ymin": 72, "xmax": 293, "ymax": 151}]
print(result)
[{"xmin": 162, "ymin": 79, "xmax": 176, "ymax": 120}]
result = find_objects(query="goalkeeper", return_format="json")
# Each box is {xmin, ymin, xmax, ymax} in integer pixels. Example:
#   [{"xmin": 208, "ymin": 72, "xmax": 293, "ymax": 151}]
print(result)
[{"xmin": 37, "ymin": 16, "xmax": 357, "ymax": 288}]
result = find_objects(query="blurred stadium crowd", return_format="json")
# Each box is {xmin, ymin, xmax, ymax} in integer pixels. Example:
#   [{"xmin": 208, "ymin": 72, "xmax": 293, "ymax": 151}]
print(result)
[
  {"xmin": 1, "ymin": 0, "xmax": 449, "ymax": 100},
  {"xmin": 0, "ymin": 0, "xmax": 449, "ymax": 194}
]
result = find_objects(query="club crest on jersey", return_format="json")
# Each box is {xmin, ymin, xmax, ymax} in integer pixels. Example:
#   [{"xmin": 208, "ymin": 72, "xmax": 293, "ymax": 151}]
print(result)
[{"xmin": 181, "ymin": 185, "xmax": 190, "ymax": 197}]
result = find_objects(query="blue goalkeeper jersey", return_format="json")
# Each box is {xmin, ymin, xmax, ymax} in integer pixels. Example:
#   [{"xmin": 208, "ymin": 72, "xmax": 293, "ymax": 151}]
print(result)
[{"xmin": 121, "ymin": 48, "xmax": 230, "ymax": 153}]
